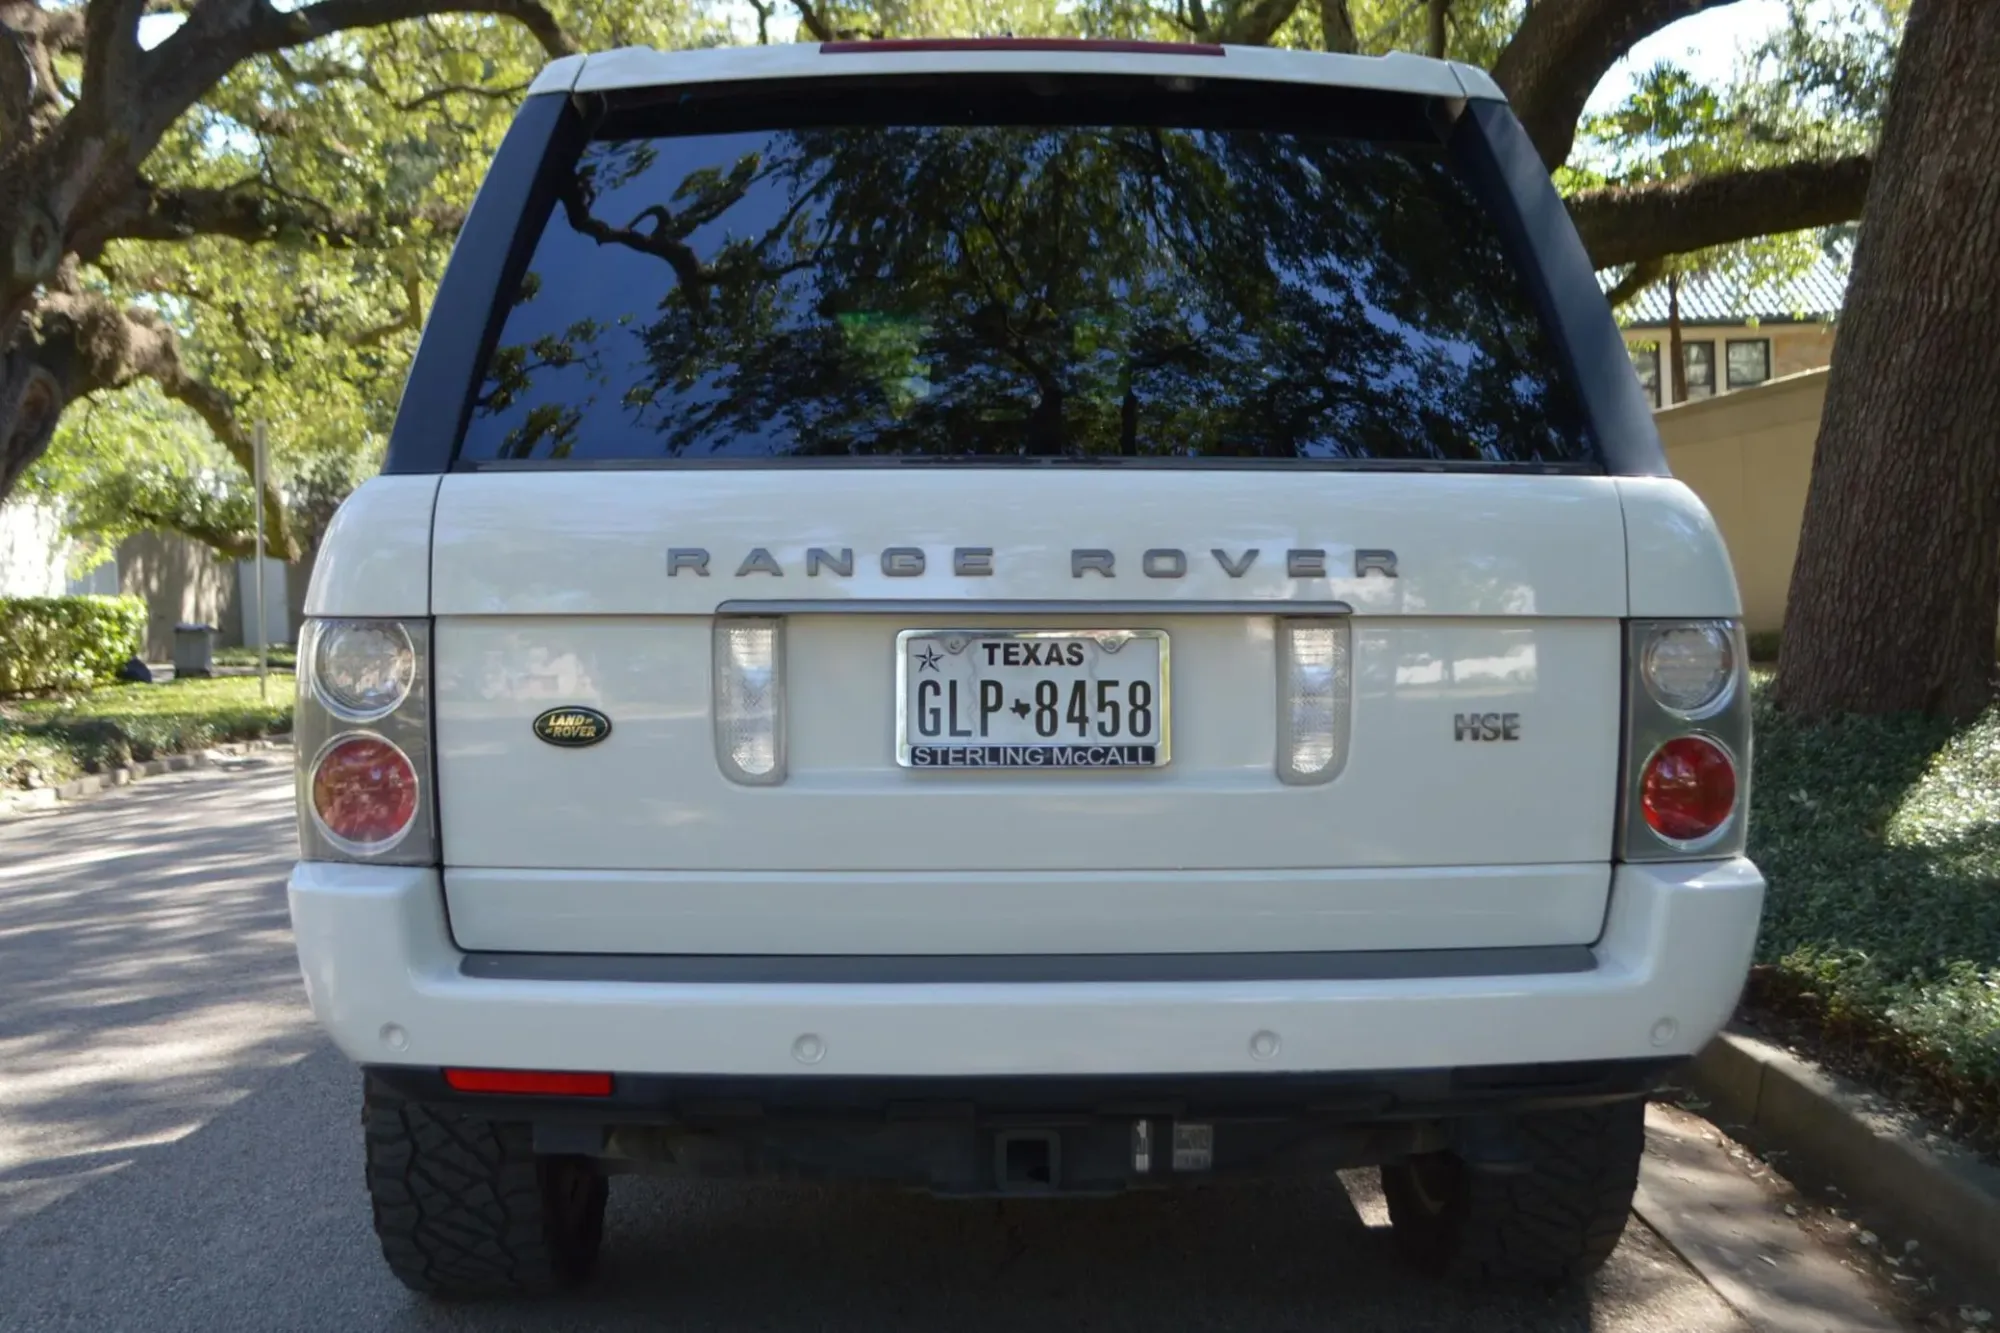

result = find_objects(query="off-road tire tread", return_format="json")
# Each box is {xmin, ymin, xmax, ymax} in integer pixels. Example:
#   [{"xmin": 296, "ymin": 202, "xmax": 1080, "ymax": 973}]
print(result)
[
  {"xmin": 363, "ymin": 1079, "xmax": 605, "ymax": 1299},
  {"xmin": 1383, "ymin": 1100, "xmax": 1645, "ymax": 1286}
]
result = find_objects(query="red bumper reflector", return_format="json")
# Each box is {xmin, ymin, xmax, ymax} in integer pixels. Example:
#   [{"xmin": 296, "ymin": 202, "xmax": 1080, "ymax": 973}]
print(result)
[
  {"xmin": 444, "ymin": 1068, "xmax": 613, "ymax": 1097},
  {"xmin": 821, "ymin": 38, "xmax": 1225, "ymax": 55}
]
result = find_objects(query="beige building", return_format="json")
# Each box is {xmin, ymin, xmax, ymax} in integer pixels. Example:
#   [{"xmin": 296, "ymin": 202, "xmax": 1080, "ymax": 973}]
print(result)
[
  {"xmin": 1653, "ymin": 368, "xmax": 1828, "ymax": 635},
  {"xmin": 1616, "ymin": 242, "xmax": 1847, "ymax": 410}
]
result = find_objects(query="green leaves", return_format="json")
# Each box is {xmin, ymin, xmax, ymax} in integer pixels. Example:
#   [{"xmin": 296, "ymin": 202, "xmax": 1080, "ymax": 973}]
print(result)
[{"xmin": 0, "ymin": 596, "xmax": 149, "ymax": 697}]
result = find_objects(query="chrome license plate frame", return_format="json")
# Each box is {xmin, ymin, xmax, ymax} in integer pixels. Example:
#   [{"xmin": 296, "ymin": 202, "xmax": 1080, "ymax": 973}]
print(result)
[{"xmin": 894, "ymin": 628, "xmax": 1171, "ymax": 769}]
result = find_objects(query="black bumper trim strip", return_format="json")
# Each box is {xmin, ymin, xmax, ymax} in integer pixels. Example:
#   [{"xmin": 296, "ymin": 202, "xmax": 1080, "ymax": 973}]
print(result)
[{"xmin": 457, "ymin": 944, "xmax": 1596, "ymax": 986}]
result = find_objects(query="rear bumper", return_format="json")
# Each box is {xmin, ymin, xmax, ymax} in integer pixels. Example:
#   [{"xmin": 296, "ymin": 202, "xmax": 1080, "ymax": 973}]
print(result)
[{"xmin": 289, "ymin": 857, "xmax": 1763, "ymax": 1078}]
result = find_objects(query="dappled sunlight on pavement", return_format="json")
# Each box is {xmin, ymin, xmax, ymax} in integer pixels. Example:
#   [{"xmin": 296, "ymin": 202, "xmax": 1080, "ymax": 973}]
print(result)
[{"xmin": 0, "ymin": 759, "xmax": 316, "ymax": 1233}]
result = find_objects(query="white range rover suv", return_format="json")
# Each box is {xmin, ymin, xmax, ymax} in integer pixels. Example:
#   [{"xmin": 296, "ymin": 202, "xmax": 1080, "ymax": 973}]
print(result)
[{"xmin": 289, "ymin": 37, "xmax": 1764, "ymax": 1300}]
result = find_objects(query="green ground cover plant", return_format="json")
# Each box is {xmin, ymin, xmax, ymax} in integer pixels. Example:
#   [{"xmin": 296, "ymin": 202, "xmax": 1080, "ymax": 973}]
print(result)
[
  {"xmin": 1746, "ymin": 680, "xmax": 2000, "ymax": 1154},
  {"xmin": 1, "ymin": 676, "xmax": 292, "ymax": 791}
]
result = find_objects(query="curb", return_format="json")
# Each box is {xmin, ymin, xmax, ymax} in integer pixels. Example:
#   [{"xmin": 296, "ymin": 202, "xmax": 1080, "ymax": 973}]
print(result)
[
  {"xmin": 1686, "ymin": 1029, "xmax": 2000, "ymax": 1291},
  {"xmin": 0, "ymin": 737, "xmax": 292, "ymax": 822}
]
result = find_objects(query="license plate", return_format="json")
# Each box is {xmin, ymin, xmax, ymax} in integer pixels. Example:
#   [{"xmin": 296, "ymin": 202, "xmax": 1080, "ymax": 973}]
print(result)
[{"xmin": 896, "ymin": 629, "xmax": 1170, "ymax": 769}]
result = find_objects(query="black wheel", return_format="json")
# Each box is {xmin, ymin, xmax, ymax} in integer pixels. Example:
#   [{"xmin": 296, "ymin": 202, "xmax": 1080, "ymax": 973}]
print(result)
[
  {"xmin": 1381, "ymin": 1099, "xmax": 1645, "ymax": 1286},
  {"xmin": 363, "ymin": 1078, "xmax": 608, "ymax": 1299}
]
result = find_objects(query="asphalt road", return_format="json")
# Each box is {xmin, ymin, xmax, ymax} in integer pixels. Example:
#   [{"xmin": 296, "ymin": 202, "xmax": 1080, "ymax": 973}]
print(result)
[{"xmin": 0, "ymin": 760, "xmax": 1811, "ymax": 1332}]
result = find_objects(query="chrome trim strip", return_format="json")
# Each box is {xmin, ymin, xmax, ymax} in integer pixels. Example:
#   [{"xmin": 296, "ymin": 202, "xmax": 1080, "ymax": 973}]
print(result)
[
  {"xmin": 715, "ymin": 598, "xmax": 1354, "ymax": 616},
  {"xmin": 459, "ymin": 946, "xmax": 1597, "ymax": 985}
]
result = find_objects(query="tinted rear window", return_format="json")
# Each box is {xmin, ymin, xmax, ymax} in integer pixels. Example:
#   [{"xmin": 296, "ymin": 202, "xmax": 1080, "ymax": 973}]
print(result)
[{"xmin": 460, "ymin": 80, "xmax": 1590, "ymax": 467}]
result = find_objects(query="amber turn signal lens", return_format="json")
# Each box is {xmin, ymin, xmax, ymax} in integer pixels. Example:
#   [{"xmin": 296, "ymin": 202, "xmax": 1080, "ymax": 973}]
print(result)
[{"xmin": 1640, "ymin": 736, "xmax": 1737, "ymax": 843}]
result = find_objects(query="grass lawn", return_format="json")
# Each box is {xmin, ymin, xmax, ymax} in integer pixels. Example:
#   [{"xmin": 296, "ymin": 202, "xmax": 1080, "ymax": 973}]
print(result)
[
  {"xmin": 1, "ymin": 675, "xmax": 293, "ymax": 792},
  {"xmin": 212, "ymin": 643, "xmax": 298, "ymax": 670},
  {"xmin": 1746, "ymin": 678, "xmax": 2000, "ymax": 1154}
]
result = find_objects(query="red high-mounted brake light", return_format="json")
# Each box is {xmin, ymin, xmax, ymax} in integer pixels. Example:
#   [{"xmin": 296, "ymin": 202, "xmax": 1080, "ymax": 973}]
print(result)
[
  {"xmin": 821, "ymin": 38, "xmax": 1226, "ymax": 55},
  {"xmin": 444, "ymin": 1069, "xmax": 614, "ymax": 1097}
]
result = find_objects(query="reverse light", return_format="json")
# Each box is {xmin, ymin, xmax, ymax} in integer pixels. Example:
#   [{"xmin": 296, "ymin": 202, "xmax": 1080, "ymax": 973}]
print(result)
[
  {"xmin": 1640, "ymin": 736, "xmax": 1738, "ymax": 844},
  {"xmin": 1276, "ymin": 619, "xmax": 1351, "ymax": 785},
  {"xmin": 444, "ymin": 1069, "xmax": 613, "ymax": 1097},
  {"xmin": 310, "ymin": 734, "xmax": 420, "ymax": 854},
  {"xmin": 714, "ymin": 618, "xmax": 786, "ymax": 785},
  {"xmin": 312, "ymin": 619, "xmax": 415, "ymax": 720},
  {"xmin": 1640, "ymin": 622, "xmax": 1735, "ymax": 715}
]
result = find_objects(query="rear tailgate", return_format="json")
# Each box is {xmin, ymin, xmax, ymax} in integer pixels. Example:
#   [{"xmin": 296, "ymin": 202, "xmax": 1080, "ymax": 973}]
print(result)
[{"xmin": 430, "ymin": 468, "xmax": 1625, "ymax": 953}]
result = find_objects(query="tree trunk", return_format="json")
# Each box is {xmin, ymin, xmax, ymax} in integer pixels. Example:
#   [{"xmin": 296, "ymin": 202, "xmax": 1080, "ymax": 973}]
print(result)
[
  {"xmin": 1666, "ymin": 274, "xmax": 1686, "ymax": 406},
  {"xmin": 1772, "ymin": 0, "xmax": 2000, "ymax": 721},
  {"xmin": 1426, "ymin": 0, "xmax": 1449, "ymax": 58}
]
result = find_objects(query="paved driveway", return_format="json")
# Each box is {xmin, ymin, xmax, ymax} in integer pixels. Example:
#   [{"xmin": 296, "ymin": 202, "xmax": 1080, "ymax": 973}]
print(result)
[{"xmin": 0, "ymin": 762, "xmax": 1815, "ymax": 1332}]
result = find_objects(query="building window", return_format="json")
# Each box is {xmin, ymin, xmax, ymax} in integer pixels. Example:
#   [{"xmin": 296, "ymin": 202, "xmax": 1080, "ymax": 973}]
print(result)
[
  {"xmin": 1683, "ymin": 341, "xmax": 1716, "ymax": 399},
  {"xmin": 1726, "ymin": 338, "xmax": 1771, "ymax": 388},
  {"xmin": 1629, "ymin": 341, "xmax": 1661, "ymax": 407}
]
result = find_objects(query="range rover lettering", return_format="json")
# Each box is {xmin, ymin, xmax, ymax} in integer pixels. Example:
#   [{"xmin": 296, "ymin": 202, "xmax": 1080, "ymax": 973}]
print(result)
[{"xmin": 289, "ymin": 37, "xmax": 1762, "ymax": 1301}]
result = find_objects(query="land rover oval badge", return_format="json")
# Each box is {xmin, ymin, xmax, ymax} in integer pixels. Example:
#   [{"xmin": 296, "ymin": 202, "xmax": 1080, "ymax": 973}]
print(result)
[{"xmin": 533, "ymin": 706, "xmax": 612, "ymax": 748}]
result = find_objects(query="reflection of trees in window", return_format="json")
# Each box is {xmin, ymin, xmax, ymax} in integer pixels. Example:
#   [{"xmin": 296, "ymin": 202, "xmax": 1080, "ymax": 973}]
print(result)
[{"xmin": 467, "ymin": 122, "xmax": 1588, "ymax": 465}]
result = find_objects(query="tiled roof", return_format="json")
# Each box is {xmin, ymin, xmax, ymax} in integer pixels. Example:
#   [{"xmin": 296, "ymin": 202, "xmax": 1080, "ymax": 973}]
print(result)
[{"xmin": 1614, "ymin": 238, "xmax": 1851, "ymax": 326}]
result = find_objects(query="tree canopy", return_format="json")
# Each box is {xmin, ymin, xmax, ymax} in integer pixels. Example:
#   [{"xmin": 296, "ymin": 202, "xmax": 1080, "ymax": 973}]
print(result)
[{"xmin": 0, "ymin": 0, "xmax": 1900, "ymax": 557}]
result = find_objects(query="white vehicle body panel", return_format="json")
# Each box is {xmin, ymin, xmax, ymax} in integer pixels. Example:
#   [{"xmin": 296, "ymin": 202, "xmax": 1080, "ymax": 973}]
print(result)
[
  {"xmin": 525, "ymin": 43, "xmax": 1505, "ymax": 102},
  {"xmin": 1616, "ymin": 477, "xmax": 1745, "ymax": 618},
  {"xmin": 291, "ymin": 857, "xmax": 1765, "ymax": 1077},
  {"xmin": 426, "ymin": 471, "xmax": 1629, "ymax": 953},
  {"xmin": 429, "ymin": 470, "xmax": 1627, "ymax": 617},
  {"xmin": 302, "ymin": 476, "xmax": 438, "ymax": 617}
]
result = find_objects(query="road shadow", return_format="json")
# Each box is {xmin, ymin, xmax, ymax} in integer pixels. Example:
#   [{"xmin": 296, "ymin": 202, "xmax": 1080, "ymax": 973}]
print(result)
[{"xmin": 0, "ymin": 763, "xmax": 316, "ymax": 1233}]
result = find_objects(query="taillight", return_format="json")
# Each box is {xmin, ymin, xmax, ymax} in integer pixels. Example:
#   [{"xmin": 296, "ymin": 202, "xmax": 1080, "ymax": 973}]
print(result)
[
  {"xmin": 1620, "ymin": 620, "xmax": 1750, "ymax": 860},
  {"xmin": 1640, "ymin": 736, "xmax": 1737, "ymax": 843},
  {"xmin": 296, "ymin": 618, "xmax": 436, "ymax": 864},
  {"xmin": 310, "ymin": 734, "xmax": 420, "ymax": 853}
]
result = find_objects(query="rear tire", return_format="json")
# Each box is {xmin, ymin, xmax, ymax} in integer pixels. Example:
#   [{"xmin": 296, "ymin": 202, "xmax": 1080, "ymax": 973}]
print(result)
[
  {"xmin": 363, "ymin": 1078, "xmax": 608, "ymax": 1300},
  {"xmin": 1381, "ymin": 1099, "xmax": 1645, "ymax": 1286}
]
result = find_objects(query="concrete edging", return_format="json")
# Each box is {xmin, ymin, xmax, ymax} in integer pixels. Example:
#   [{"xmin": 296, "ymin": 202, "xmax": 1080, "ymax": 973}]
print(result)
[
  {"xmin": 0, "ymin": 736, "xmax": 292, "ymax": 822},
  {"xmin": 1686, "ymin": 1029, "xmax": 2000, "ymax": 1287}
]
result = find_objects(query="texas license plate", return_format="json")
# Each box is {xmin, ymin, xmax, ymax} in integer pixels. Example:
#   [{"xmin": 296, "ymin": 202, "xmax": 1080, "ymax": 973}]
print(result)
[{"xmin": 896, "ymin": 629, "xmax": 1170, "ymax": 769}]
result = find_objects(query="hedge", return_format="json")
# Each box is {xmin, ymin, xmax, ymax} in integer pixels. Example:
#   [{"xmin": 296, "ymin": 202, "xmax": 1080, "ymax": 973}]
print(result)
[{"xmin": 0, "ymin": 596, "xmax": 149, "ymax": 696}]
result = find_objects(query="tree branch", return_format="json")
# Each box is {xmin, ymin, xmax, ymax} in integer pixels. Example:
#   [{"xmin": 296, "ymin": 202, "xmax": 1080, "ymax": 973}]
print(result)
[
  {"xmin": 1602, "ymin": 257, "xmax": 1665, "ymax": 308},
  {"xmin": 789, "ymin": 0, "xmax": 834, "ymax": 41},
  {"xmin": 140, "ymin": 0, "xmax": 573, "ymax": 153},
  {"xmin": 350, "ymin": 271, "xmax": 424, "ymax": 347},
  {"xmin": 1493, "ymin": 0, "xmax": 1738, "ymax": 170},
  {"xmin": 1214, "ymin": 0, "xmax": 1302, "ymax": 46},
  {"xmin": 1316, "ymin": 0, "xmax": 1356, "ymax": 52},
  {"xmin": 115, "ymin": 305, "xmax": 298, "ymax": 558},
  {"xmin": 397, "ymin": 78, "xmax": 526, "ymax": 110},
  {"xmin": 1567, "ymin": 153, "xmax": 1874, "ymax": 269},
  {"xmin": 87, "ymin": 179, "xmax": 463, "ymax": 253}
]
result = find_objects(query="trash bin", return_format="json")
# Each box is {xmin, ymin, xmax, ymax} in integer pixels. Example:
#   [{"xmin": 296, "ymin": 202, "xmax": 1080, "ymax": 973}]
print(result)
[{"xmin": 172, "ymin": 623, "xmax": 215, "ymax": 679}]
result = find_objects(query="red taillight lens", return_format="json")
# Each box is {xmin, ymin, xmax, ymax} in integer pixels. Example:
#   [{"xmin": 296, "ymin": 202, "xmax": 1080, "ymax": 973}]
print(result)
[
  {"xmin": 311, "ymin": 735, "xmax": 419, "ymax": 851},
  {"xmin": 444, "ymin": 1069, "xmax": 613, "ymax": 1097},
  {"xmin": 1640, "ymin": 736, "xmax": 1737, "ymax": 843}
]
